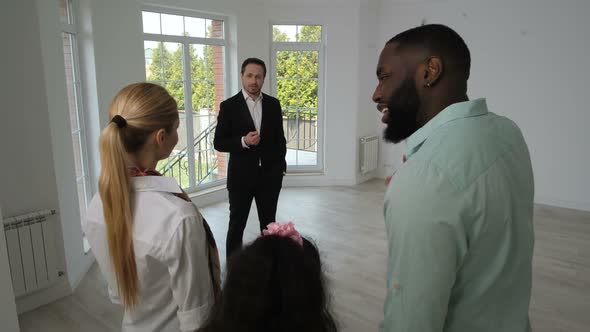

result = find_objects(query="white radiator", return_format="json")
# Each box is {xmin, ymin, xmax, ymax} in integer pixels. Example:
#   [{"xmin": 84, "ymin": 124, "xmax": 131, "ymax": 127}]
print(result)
[
  {"xmin": 360, "ymin": 135, "xmax": 379, "ymax": 174},
  {"xmin": 3, "ymin": 209, "xmax": 59, "ymax": 297}
]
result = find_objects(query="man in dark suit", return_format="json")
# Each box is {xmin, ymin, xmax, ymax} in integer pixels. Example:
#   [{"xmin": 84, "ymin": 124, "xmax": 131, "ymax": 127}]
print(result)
[{"xmin": 214, "ymin": 58, "xmax": 287, "ymax": 259}]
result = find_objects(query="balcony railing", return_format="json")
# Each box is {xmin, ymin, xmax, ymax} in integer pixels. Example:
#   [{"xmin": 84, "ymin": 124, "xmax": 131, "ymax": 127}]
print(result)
[
  {"xmin": 158, "ymin": 110, "xmax": 319, "ymax": 188},
  {"xmin": 283, "ymin": 108, "xmax": 317, "ymax": 152},
  {"xmin": 158, "ymin": 120, "xmax": 218, "ymax": 187}
]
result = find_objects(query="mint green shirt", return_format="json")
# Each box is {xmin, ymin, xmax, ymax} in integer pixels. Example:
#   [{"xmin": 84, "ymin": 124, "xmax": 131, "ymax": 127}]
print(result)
[{"xmin": 381, "ymin": 99, "xmax": 534, "ymax": 332}]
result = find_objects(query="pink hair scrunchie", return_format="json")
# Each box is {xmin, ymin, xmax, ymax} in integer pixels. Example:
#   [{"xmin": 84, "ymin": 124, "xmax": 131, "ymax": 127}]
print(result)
[{"xmin": 262, "ymin": 222, "xmax": 303, "ymax": 246}]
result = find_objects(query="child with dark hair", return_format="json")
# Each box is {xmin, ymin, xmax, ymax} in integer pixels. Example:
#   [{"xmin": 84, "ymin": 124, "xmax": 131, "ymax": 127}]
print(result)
[{"xmin": 199, "ymin": 222, "xmax": 338, "ymax": 332}]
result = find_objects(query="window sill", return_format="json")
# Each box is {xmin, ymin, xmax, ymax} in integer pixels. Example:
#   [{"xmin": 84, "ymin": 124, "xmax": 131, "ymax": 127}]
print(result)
[
  {"xmin": 188, "ymin": 184, "xmax": 226, "ymax": 199},
  {"xmin": 285, "ymin": 171, "xmax": 325, "ymax": 176}
]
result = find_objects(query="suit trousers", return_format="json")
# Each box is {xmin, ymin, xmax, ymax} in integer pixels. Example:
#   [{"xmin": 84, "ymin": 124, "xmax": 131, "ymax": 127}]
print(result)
[{"xmin": 226, "ymin": 166, "xmax": 283, "ymax": 259}]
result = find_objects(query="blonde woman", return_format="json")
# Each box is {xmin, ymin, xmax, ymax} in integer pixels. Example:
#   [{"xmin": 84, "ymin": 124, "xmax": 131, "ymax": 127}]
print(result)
[{"xmin": 83, "ymin": 83, "xmax": 220, "ymax": 332}]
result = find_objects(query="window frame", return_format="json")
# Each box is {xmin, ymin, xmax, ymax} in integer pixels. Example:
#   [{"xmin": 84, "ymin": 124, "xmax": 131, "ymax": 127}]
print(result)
[
  {"xmin": 269, "ymin": 22, "xmax": 325, "ymax": 173},
  {"xmin": 142, "ymin": 5, "xmax": 230, "ymax": 192},
  {"xmin": 60, "ymin": 0, "xmax": 93, "ymax": 214}
]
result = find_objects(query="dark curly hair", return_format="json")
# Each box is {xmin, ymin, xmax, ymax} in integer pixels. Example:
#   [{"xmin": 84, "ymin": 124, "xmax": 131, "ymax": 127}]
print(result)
[{"xmin": 198, "ymin": 235, "xmax": 338, "ymax": 332}]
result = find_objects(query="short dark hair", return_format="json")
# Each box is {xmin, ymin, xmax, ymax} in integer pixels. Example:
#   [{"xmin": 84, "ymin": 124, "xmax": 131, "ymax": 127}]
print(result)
[
  {"xmin": 198, "ymin": 235, "xmax": 338, "ymax": 332},
  {"xmin": 241, "ymin": 57, "xmax": 267, "ymax": 77},
  {"xmin": 387, "ymin": 24, "xmax": 471, "ymax": 82}
]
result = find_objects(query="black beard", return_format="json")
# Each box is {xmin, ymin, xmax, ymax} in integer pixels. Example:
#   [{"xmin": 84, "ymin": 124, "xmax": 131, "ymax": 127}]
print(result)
[{"xmin": 383, "ymin": 77, "xmax": 420, "ymax": 143}]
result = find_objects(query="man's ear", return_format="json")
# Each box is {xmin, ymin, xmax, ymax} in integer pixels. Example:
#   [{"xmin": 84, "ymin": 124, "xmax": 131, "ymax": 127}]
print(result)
[{"xmin": 421, "ymin": 56, "xmax": 443, "ymax": 87}]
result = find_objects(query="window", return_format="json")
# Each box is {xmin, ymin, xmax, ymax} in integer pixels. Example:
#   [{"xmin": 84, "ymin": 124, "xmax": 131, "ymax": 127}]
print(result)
[
  {"xmin": 60, "ymin": 0, "xmax": 91, "ymax": 253},
  {"xmin": 271, "ymin": 24, "xmax": 324, "ymax": 172},
  {"xmin": 60, "ymin": 0, "xmax": 91, "ymax": 217},
  {"xmin": 142, "ymin": 8, "xmax": 228, "ymax": 191}
]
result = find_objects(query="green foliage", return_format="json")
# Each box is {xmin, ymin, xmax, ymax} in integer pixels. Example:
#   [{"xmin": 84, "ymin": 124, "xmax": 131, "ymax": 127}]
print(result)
[
  {"xmin": 298, "ymin": 25, "xmax": 321, "ymax": 42},
  {"xmin": 191, "ymin": 44, "xmax": 215, "ymax": 111},
  {"xmin": 273, "ymin": 27, "xmax": 288, "ymax": 42},
  {"xmin": 272, "ymin": 26, "xmax": 321, "ymax": 120},
  {"xmin": 147, "ymin": 42, "xmax": 216, "ymax": 112}
]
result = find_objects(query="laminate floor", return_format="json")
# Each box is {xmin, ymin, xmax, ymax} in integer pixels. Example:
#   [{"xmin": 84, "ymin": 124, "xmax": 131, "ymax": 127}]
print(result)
[{"xmin": 18, "ymin": 180, "xmax": 590, "ymax": 331}]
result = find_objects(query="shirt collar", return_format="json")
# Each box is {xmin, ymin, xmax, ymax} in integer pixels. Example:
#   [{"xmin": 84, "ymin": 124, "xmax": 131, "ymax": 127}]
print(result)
[
  {"xmin": 406, "ymin": 98, "xmax": 489, "ymax": 158},
  {"xmin": 242, "ymin": 89, "xmax": 263, "ymax": 102},
  {"xmin": 132, "ymin": 176, "xmax": 183, "ymax": 194}
]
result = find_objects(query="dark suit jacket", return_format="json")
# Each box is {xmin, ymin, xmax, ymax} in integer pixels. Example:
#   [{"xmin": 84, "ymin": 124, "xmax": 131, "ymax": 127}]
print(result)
[{"xmin": 213, "ymin": 91, "xmax": 287, "ymax": 189}]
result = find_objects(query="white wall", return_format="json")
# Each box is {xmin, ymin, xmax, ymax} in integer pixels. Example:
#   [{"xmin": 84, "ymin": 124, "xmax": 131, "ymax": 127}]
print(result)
[
  {"xmin": 376, "ymin": 0, "xmax": 590, "ymax": 211},
  {"xmin": 0, "ymin": 0, "xmax": 64, "ymax": 246},
  {"xmin": 0, "ymin": 207, "xmax": 19, "ymax": 332},
  {"xmin": 35, "ymin": 0, "xmax": 95, "ymax": 292},
  {"xmin": 0, "ymin": 0, "xmax": 73, "ymax": 310},
  {"xmin": 356, "ymin": 0, "xmax": 385, "ymax": 183},
  {"xmin": 0, "ymin": 0, "xmax": 98, "ymax": 313}
]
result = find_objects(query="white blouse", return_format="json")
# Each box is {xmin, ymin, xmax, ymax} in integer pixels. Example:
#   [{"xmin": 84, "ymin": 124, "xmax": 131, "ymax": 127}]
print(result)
[{"xmin": 83, "ymin": 176, "xmax": 214, "ymax": 332}]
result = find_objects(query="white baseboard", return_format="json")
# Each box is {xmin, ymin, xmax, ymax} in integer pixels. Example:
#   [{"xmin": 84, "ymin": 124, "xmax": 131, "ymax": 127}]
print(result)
[
  {"xmin": 16, "ymin": 251, "xmax": 95, "ymax": 314},
  {"xmin": 535, "ymin": 196, "xmax": 590, "ymax": 212},
  {"xmin": 190, "ymin": 175, "xmax": 359, "ymax": 208},
  {"xmin": 16, "ymin": 276, "xmax": 71, "ymax": 314},
  {"xmin": 356, "ymin": 170, "xmax": 378, "ymax": 184},
  {"xmin": 283, "ymin": 174, "xmax": 355, "ymax": 187},
  {"xmin": 190, "ymin": 185, "xmax": 228, "ymax": 208}
]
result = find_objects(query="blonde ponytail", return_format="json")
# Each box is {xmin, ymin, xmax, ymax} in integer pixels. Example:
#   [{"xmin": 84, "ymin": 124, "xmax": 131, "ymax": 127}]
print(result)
[
  {"xmin": 99, "ymin": 122, "xmax": 138, "ymax": 309},
  {"xmin": 98, "ymin": 83, "xmax": 178, "ymax": 311}
]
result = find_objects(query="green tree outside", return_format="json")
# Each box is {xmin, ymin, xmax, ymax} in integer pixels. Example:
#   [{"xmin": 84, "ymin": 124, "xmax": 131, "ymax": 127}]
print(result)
[
  {"xmin": 147, "ymin": 41, "xmax": 215, "ymax": 111},
  {"xmin": 273, "ymin": 25, "xmax": 320, "ymax": 120}
]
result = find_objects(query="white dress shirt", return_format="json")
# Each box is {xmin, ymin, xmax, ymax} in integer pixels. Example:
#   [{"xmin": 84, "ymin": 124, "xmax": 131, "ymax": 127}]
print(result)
[
  {"xmin": 241, "ymin": 89, "xmax": 263, "ymax": 148},
  {"xmin": 83, "ymin": 176, "xmax": 214, "ymax": 332}
]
